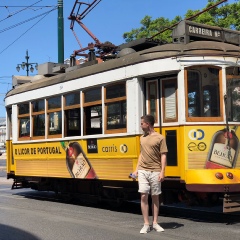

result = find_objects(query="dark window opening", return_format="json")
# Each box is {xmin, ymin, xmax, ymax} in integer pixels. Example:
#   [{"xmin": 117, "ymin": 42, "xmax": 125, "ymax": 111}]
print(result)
[
  {"xmin": 65, "ymin": 108, "xmax": 81, "ymax": 136},
  {"xmin": 84, "ymin": 105, "xmax": 102, "ymax": 135}
]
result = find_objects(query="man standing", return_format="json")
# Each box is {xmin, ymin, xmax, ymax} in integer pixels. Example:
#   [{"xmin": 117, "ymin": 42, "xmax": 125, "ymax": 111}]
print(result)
[{"xmin": 133, "ymin": 115, "xmax": 167, "ymax": 234}]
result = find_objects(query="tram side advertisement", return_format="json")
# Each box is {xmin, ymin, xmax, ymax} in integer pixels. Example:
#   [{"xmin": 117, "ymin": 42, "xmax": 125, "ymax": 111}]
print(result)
[
  {"xmin": 186, "ymin": 125, "xmax": 240, "ymax": 169},
  {"xmin": 12, "ymin": 136, "xmax": 137, "ymax": 180}
]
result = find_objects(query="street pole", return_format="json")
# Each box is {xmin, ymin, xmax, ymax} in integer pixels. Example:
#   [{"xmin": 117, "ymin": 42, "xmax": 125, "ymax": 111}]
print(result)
[
  {"xmin": 58, "ymin": 0, "xmax": 64, "ymax": 63},
  {"xmin": 16, "ymin": 50, "xmax": 38, "ymax": 76},
  {"xmin": 25, "ymin": 50, "xmax": 30, "ymax": 76}
]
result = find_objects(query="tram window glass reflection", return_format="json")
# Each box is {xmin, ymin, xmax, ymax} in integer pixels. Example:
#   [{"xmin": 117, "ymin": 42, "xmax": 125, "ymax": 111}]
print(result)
[
  {"xmin": 19, "ymin": 117, "xmax": 30, "ymax": 137},
  {"xmin": 7, "ymin": 108, "xmax": 12, "ymax": 139},
  {"xmin": 18, "ymin": 103, "xmax": 30, "ymax": 139},
  {"xmin": 84, "ymin": 105, "xmax": 102, "ymax": 135},
  {"xmin": 64, "ymin": 92, "xmax": 81, "ymax": 137},
  {"xmin": 32, "ymin": 100, "xmax": 45, "ymax": 138},
  {"xmin": 33, "ymin": 114, "xmax": 45, "ymax": 136},
  {"xmin": 48, "ymin": 112, "xmax": 62, "ymax": 135},
  {"xmin": 18, "ymin": 103, "xmax": 29, "ymax": 115},
  {"xmin": 32, "ymin": 99, "xmax": 44, "ymax": 112},
  {"xmin": 65, "ymin": 92, "xmax": 80, "ymax": 106},
  {"xmin": 48, "ymin": 96, "xmax": 61, "ymax": 109},
  {"xmin": 187, "ymin": 67, "xmax": 220, "ymax": 119},
  {"xmin": 47, "ymin": 96, "xmax": 62, "ymax": 137},
  {"xmin": 84, "ymin": 88, "xmax": 101, "ymax": 103},
  {"xmin": 226, "ymin": 71, "xmax": 240, "ymax": 122},
  {"xmin": 106, "ymin": 83, "xmax": 125, "ymax": 99},
  {"xmin": 83, "ymin": 88, "xmax": 102, "ymax": 135},
  {"xmin": 106, "ymin": 101, "xmax": 126, "ymax": 130}
]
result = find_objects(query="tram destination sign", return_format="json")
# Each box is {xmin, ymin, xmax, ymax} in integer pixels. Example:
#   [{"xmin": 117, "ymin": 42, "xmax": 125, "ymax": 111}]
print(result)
[{"xmin": 172, "ymin": 20, "xmax": 240, "ymax": 45}]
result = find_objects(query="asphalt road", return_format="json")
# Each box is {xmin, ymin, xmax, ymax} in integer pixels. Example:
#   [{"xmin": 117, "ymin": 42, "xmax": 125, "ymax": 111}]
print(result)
[{"xmin": 0, "ymin": 158, "xmax": 240, "ymax": 240}]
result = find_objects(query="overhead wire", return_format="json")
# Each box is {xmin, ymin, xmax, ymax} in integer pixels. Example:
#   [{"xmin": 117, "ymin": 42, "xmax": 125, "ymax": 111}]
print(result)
[
  {"xmin": 0, "ymin": 6, "xmax": 57, "ymax": 55},
  {"xmin": 0, "ymin": 7, "xmax": 57, "ymax": 34},
  {"xmin": 0, "ymin": 0, "xmax": 43, "ymax": 23}
]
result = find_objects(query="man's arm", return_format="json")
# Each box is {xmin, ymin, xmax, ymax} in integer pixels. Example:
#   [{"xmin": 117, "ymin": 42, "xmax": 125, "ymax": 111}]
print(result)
[
  {"xmin": 132, "ymin": 153, "xmax": 141, "ymax": 176},
  {"xmin": 159, "ymin": 153, "xmax": 167, "ymax": 182}
]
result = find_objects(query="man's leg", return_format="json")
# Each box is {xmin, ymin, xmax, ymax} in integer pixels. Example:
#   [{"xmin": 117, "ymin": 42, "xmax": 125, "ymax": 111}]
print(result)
[
  {"xmin": 151, "ymin": 194, "xmax": 159, "ymax": 224},
  {"xmin": 141, "ymin": 193, "xmax": 149, "ymax": 225}
]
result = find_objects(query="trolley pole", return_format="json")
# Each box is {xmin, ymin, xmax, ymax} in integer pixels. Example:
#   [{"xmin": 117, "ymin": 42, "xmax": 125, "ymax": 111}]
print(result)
[{"xmin": 58, "ymin": 0, "xmax": 64, "ymax": 63}]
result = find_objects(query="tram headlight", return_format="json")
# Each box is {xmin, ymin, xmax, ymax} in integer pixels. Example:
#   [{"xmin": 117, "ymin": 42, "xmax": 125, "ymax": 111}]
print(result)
[
  {"xmin": 215, "ymin": 172, "xmax": 223, "ymax": 180},
  {"xmin": 226, "ymin": 172, "xmax": 234, "ymax": 179}
]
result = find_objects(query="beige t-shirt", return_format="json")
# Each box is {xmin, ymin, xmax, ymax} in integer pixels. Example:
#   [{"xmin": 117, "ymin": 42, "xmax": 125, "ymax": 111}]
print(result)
[{"xmin": 138, "ymin": 132, "xmax": 168, "ymax": 172}]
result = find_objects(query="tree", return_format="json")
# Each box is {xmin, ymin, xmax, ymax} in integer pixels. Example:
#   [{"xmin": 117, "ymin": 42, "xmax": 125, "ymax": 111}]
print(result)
[{"xmin": 123, "ymin": 0, "xmax": 240, "ymax": 43}]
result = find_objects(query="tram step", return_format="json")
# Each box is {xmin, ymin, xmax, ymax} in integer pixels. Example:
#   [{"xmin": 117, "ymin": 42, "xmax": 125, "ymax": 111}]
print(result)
[
  {"xmin": 223, "ymin": 194, "xmax": 240, "ymax": 213},
  {"xmin": 11, "ymin": 179, "xmax": 23, "ymax": 189}
]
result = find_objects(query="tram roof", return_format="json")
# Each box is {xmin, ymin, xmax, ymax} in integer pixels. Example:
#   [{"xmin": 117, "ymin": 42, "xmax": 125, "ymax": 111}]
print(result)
[{"xmin": 6, "ymin": 40, "xmax": 240, "ymax": 98}]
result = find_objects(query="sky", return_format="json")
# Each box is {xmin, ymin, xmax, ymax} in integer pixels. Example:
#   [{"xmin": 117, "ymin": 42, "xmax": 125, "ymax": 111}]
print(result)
[{"xmin": 0, "ymin": 0, "xmax": 236, "ymax": 117}]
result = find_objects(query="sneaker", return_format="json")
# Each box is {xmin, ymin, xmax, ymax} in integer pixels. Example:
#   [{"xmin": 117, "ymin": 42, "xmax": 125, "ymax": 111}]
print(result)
[
  {"xmin": 153, "ymin": 223, "xmax": 164, "ymax": 232},
  {"xmin": 140, "ymin": 224, "xmax": 150, "ymax": 234}
]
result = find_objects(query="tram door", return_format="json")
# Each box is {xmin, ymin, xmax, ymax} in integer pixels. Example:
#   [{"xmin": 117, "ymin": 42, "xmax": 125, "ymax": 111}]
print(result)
[{"xmin": 145, "ymin": 77, "xmax": 180, "ymax": 176}]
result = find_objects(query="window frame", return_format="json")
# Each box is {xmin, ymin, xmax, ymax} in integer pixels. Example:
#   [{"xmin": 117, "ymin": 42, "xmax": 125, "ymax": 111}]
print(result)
[
  {"xmin": 46, "ymin": 96, "xmax": 62, "ymax": 139},
  {"xmin": 104, "ymin": 82, "xmax": 127, "ymax": 134},
  {"xmin": 226, "ymin": 74, "xmax": 240, "ymax": 122},
  {"xmin": 31, "ymin": 99, "xmax": 45, "ymax": 140},
  {"xmin": 146, "ymin": 80, "xmax": 159, "ymax": 123},
  {"xmin": 185, "ymin": 67, "xmax": 223, "ymax": 122},
  {"xmin": 63, "ymin": 91, "xmax": 81, "ymax": 137},
  {"xmin": 83, "ymin": 87, "xmax": 103, "ymax": 135},
  {"xmin": 18, "ymin": 102, "xmax": 30, "ymax": 140}
]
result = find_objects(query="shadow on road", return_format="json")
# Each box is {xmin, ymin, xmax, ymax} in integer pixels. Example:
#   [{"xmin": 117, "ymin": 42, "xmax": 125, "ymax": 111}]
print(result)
[{"xmin": 0, "ymin": 223, "xmax": 40, "ymax": 240}]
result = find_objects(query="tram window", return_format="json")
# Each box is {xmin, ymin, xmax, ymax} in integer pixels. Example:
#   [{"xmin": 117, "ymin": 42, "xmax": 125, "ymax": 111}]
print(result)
[
  {"xmin": 64, "ymin": 92, "xmax": 81, "ymax": 137},
  {"xmin": 226, "ymin": 76, "xmax": 240, "ymax": 122},
  {"xmin": 84, "ymin": 105, "xmax": 102, "ymax": 135},
  {"xmin": 18, "ymin": 103, "xmax": 30, "ymax": 139},
  {"xmin": 106, "ymin": 83, "xmax": 125, "ymax": 99},
  {"xmin": 18, "ymin": 103, "xmax": 29, "ymax": 115},
  {"xmin": 32, "ymin": 100, "xmax": 45, "ymax": 138},
  {"xmin": 106, "ymin": 101, "xmax": 126, "ymax": 130},
  {"xmin": 7, "ymin": 108, "xmax": 12, "ymax": 139},
  {"xmin": 146, "ymin": 81, "xmax": 158, "ymax": 123},
  {"xmin": 65, "ymin": 92, "xmax": 80, "ymax": 106},
  {"xmin": 186, "ymin": 67, "xmax": 221, "ymax": 121},
  {"xmin": 32, "ymin": 99, "xmax": 44, "ymax": 112},
  {"xmin": 105, "ymin": 83, "xmax": 127, "ymax": 133},
  {"xmin": 83, "ymin": 87, "xmax": 102, "ymax": 135},
  {"xmin": 33, "ymin": 114, "xmax": 45, "ymax": 137},
  {"xmin": 48, "ymin": 96, "xmax": 61, "ymax": 109},
  {"xmin": 84, "ymin": 88, "xmax": 101, "ymax": 103},
  {"xmin": 48, "ymin": 111, "xmax": 62, "ymax": 135},
  {"xmin": 162, "ymin": 79, "xmax": 177, "ymax": 122},
  {"xmin": 47, "ymin": 96, "xmax": 62, "ymax": 137},
  {"xmin": 187, "ymin": 71, "xmax": 201, "ymax": 117},
  {"xmin": 19, "ymin": 117, "xmax": 30, "ymax": 137},
  {"xmin": 65, "ymin": 109, "xmax": 81, "ymax": 136}
]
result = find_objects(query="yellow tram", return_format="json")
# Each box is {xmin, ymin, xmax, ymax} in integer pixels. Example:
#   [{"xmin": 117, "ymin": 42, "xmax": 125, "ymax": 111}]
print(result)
[{"xmin": 5, "ymin": 20, "xmax": 240, "ymax": 212}]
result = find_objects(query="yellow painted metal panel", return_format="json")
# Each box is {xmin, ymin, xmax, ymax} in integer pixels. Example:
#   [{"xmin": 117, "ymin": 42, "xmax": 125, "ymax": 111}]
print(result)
[
  {"xmin": 12, "ymin": 136, "xmax": 139, "ymax": 180},
  {"xmin": 90, "ymin": 158, "xmax": 133, "ymax": 180},
  {"xmin": 186, "ymin": 169, "xmax": 240, "ymax": 184}
]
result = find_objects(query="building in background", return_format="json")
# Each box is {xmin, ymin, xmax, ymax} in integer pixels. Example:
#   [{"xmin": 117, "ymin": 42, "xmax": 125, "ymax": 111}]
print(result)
[{"xmin": 0, "ymin": 117, "xmax": 6, "ymax": 146}]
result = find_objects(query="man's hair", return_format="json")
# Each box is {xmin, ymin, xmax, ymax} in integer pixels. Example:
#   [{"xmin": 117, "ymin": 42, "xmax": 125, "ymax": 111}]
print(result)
[{"xmin": 141, "ymin": 115, "xmax": 155, "ymax": 126}]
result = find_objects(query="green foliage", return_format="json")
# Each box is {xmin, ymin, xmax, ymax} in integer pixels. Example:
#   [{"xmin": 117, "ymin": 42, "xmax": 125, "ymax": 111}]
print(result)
[{"xmin": 123, "ymin": 0, "xmax": 240, "ymax": 43}]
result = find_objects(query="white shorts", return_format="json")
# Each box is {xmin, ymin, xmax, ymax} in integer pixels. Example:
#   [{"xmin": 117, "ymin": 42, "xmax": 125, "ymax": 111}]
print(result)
[{"xmin": 138, "ymin": 170, "xmax": 161, "ymax": 195}]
